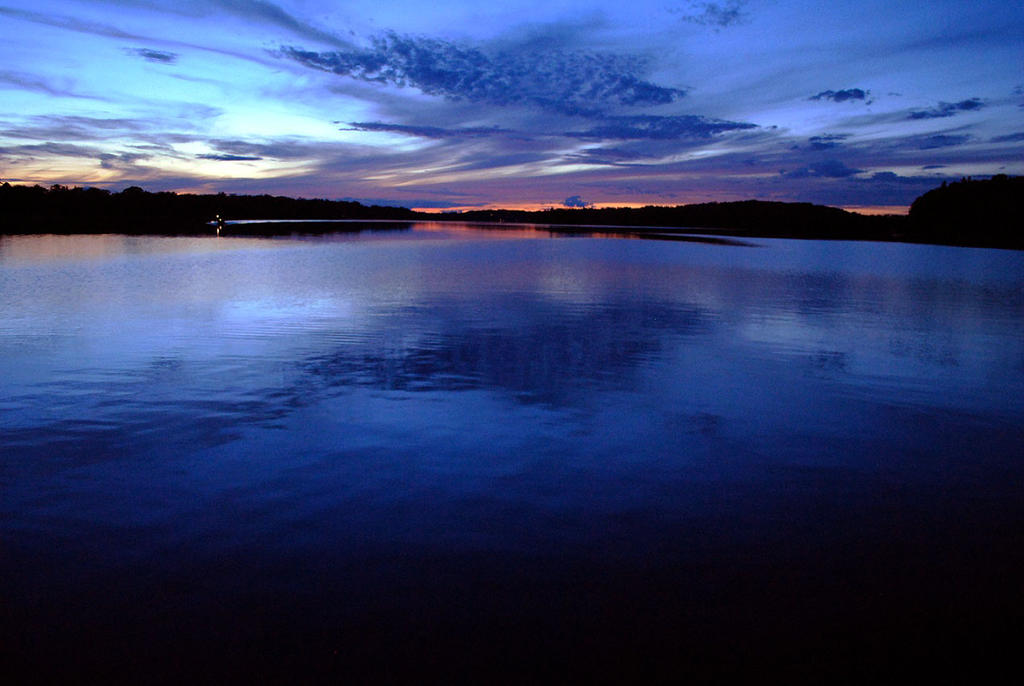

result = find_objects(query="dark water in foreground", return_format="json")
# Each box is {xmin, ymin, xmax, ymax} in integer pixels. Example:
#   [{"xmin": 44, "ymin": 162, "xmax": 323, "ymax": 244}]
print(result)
[{"xmin": 2, "ymin": 224, "xmax": 1023, "ymax": 682}]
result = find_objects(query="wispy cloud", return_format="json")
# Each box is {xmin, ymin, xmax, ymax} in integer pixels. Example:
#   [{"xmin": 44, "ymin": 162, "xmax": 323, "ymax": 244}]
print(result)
[
  {"xmin": 205, "ymin": 0, "xmax": 347, "ymax": 47},
  {"xmin": 1, "ymin": 115, "xmax": 192, "ymax": 143},
  {"xmin": 281, "ymin": 33, "xmax": 686, "ymax": 115},
  {"xmin": 991, "ymin": 132, "xmax": 1024, "ymax": 143},
  {"xmin": 565, "ymin": 115, "xmax": 755, "ymax": 140},
  {"xmin": 196, "ymin": 153, "xmax": 263, "ymax": 161},
  {"xmin": 99, "ymin": 151, "xmax": 151, "ymax": 170},
  {"xmin": 0, "ymin": 6, "xmax": 142, "ymax": 40},
  {"xmin": 807, "ymin": 134, "xmax": 850, "ymax": 150},
  {"xmin": 0, "ymin": 142, "xmax": 100, "ymax": 159},
  {"xmin": 908, "ymin": 98, "xmax": 984, "ymax": 119},
  {"xmin": 913, "ymin": 134, "xmax": 972, "ymax": 149},
  {"xmin": 203, "ymin": 139, "xmax": 320, "ymax": 160},
  {"xmin": 781, "ymin": 159, "xmax": 863, "ymax": 179},
  {"xmin": 565, "ymin": 146, "xmax": 650, "ymax": 166},
  {"xmin": 342, "ymin": 121, "xmax": 512, "ymax": 139},
  {"xmin": 0, "ymin": 71, "xmax": 97, "ymax": 100}
]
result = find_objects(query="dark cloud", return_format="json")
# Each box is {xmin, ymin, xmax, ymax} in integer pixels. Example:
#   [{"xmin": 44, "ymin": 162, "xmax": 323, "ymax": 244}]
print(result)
[
  {"xmin": 125, "ymin": 47, "xmax": 178, "ymax": 64},
  {"xmin": 908, "ymin": 98, "xmax": 983, "ymax": 119},
  {"xmin": 915, "ymin": 134, "xmax": 971, "ymax": 149},
  {"xmin": 343, "ymin": 122, "xmax": 511, "ymax": 139},
  {"xmin": 810, "ymin": 89, "xmax": 870, "ymax": 103},
  {"xmin": 781, "ymin": 159, "xmax": 863, "ymax": 179},
  {"xmin": 674, "ymin": 2, "xmax": 748, "ymax": 28},
  {"xmin": 281, "ymin": 33, "xmax": 685, "ymax": 115},
  {"xmin": 922, "ymin": 165, "xmax": 947, "ymax": 170},
  {"xmin": 196, "ymin": 153, "xmax": 263, "ymax": 161},
  {"xmin": 808, "ymin": 134, "xmax": 850, "ymax": 150},
  {"xmin": 204, "ymin": 139, "xmax": 313, "ymax": 160},
  {"xmin": 563, "ymin": 195, "xmax": 592, "ymax": 208},
  {"xmin": 862, "ymin": 171, "xmax": 950, "ymax": 185},
  {"xmin": 991, "ymin": 132, "xmax": 1024, "ymax": 143},
  {"xmin": 565, "ymin": 115, "xmax": 755, "ymax": 140},
  {"xmin": 815, "ymin": 171, "xmax": 958, "ymax": 206}
]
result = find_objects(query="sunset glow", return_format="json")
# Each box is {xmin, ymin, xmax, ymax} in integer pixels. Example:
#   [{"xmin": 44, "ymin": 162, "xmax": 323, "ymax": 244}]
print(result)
[{"xmin": 2, "ymin": 1, "xmax": 1022, "ymax": 210}]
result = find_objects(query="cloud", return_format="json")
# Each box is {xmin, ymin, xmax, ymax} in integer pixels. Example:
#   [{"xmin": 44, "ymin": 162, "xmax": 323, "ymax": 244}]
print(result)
[
  {"xmin": 281, "ymin": 33, "xmax": 686, "ymax": 115},
  {"xmin": 342, "ymin": 121, "xmax": 512, "ymax": 139},
  {"xmin": 0, "ymin": 6, "xmax": 140, "ymax": 39},
  {"xmin": 0, "ymin": 115, "xmax": 197, "ymax": 146},
  {"xmin": 196, "ymin": 153, "xmax": 263, "ymax": 161},
  {"xmin": 203, "ymin": 139, "xmax": 314, "ymax": 160},
  {"xmin": 99, "ymin": 151, "xmax": 151, "ymax": 169},
  {"xmin": 0, "ymin": 70, "xmax": 98, "ymax": 100},
  {"xmin": 563, "ymin": 195, "xmax": 592, "ymax": 208},
  {"xmin": 7, "ymin": 0, "xmax": 346, "ymax": 48},
  {"xmin": 990, "ymin": 132, "xmax": 1024, "ymax": 143},
  {"xmin": 908, "ymin": 98, "xmax": 984, "ymax": 119},
  {"xmin": 339, "ymin": 197, "xmax": 469, "ymax": 209},
  {"xmin": 206, "ymin": 0, "xmax": 347, "ymax": 47},
  {"xmin": 781, "ymin": 159, "xmax": 863, "ymax": 179},
  {"xmin": 566, "ymin": 147, "xmax": 650, "ymax": 166},
  {"xmin": 807, "ymin": 134, "xmax": 850, "ymax": 150},
  {"xmin": 0, "ymin": 5, "xmax": 302, "ymax": 69},
  {"xmin": 861, "ymin": 171, "xmax": 950, "ymax": 185},
  {"xmin": 810, "ymin": 89, "xmax": 870, "ymax": 103},
  {"xmin": 565, "ymin": 115, "xmax": 756, "ymax": 140},
  {"xmin": 914, "ymin": 134, "xmax": 971, "ymax": 149},
  {"xmin": 0, "ymin": 142, "xmax": 99, "ymax": 158},
  {"xmin": 125, "ymin": 47, "xmax": 178, "ymax": 64},
  {"xmin": 673, "ymin": 2, "xmax": 748, "ymax": 28}
]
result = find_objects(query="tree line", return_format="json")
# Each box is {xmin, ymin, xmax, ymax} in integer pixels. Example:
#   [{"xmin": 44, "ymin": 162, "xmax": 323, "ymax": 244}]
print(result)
[
  {"xmin": 1, "ymin": 176, "xmax": 1019, "ymax": 248},
  {"xmin": 0, "ymin": 183, "xmax": 415, "ymax": 234}
]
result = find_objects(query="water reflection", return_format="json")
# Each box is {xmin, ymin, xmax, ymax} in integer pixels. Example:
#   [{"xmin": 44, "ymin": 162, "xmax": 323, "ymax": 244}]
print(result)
[{"xmin": 2, "ymin": 226, "xmax": 1023, "ymax": 681}]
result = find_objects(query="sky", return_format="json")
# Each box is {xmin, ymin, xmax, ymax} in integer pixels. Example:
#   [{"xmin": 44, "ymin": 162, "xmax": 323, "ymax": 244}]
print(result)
[{"xmin": 1, "ymin": 1, "xmax": 1022, "ymax": 212}]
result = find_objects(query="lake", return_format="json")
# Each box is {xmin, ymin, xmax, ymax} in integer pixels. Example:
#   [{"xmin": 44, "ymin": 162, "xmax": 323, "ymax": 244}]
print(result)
[{"xmin": 2, "ymin": 224, "xmax": 1023, "ymax": 682}]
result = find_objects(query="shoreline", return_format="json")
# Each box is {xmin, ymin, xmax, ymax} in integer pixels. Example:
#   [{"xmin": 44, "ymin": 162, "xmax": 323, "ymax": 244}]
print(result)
[{"xmin": 1, "ymin": 218, "xmax": 1017, "ymax": 251}]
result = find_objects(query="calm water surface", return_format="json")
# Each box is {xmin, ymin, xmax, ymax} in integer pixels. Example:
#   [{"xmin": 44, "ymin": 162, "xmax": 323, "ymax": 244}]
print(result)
[{"xmin": 2, "ymin": 224, "xmax": 1023, "ymax": 681}]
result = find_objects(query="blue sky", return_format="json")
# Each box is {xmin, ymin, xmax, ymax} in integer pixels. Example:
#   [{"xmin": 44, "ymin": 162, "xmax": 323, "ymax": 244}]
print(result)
[{"xmin": 1, "ymin": 1, "xmax": 1021, "ymax": 211}]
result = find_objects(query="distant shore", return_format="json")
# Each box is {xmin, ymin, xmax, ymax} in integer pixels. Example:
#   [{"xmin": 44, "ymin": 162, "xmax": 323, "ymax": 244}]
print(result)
[{"xmin": 1, "ymin": 176, "xmax": 1020, "ymax": 249}]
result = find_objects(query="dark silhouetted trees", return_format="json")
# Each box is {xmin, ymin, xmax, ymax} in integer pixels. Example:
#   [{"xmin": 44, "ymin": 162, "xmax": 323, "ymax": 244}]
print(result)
[
  {"xmin": 0, "ymin": 184, "xmax": 416, "ymax": 234},
  {"xmin": 1, "ymin": 177, "xmax": 1020, "ymax": 248},
  {"xmin": 455, "ymin": 200, "xmax": 901, "ymax": 241},
  {"xmin": 908, "ymin": 174, "xmax": 1022, "ymax": 248}
]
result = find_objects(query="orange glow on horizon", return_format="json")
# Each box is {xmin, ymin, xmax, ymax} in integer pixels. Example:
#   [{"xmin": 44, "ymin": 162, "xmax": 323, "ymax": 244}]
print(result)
[
  {"xmin": 415, "ymin": 201, "xmax": 912, "ymax": 215},
  {"xmin": 841, "ymin": 205, "xmax": 910, "ymax": 216},
  {"xmin": 412, "ymin": 201, "xmax": 674, "ymax": 213}
]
